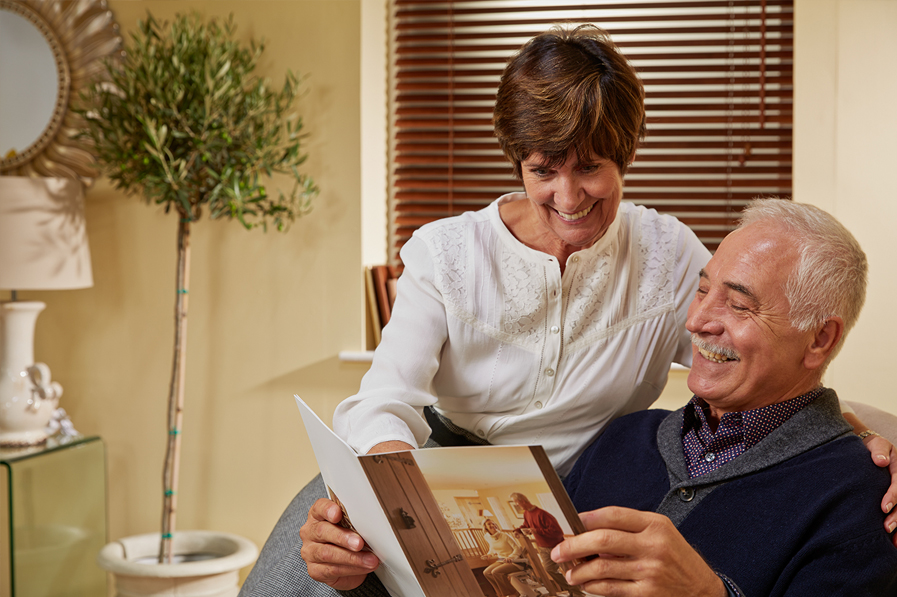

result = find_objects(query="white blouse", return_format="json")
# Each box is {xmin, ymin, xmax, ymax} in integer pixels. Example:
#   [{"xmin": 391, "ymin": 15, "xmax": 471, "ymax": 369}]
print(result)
[{"xmin": 334, "ymin": 193, "xmax": 710, "ymax": 476}]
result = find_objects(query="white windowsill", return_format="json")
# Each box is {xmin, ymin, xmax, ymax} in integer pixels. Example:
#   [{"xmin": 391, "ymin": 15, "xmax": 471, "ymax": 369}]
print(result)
[{"xmin": 339, "ymin": 350, "xmax": 376, "ymax": 362}]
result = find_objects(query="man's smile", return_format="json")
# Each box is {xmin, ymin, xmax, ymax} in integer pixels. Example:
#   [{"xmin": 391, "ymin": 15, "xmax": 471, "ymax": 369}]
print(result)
[
  {"xmin": 693, "ymin": 334, "xmax": 740, "ymax": 363},
  {"xmin": 697, "ymin": 346, "xmax": 738, "ymax": 363}
]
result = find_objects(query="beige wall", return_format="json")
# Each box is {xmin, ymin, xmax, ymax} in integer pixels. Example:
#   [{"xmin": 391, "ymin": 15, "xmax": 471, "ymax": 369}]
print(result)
[
  {"xmin": 14, "ymin": 0, "xmax": 370, "ymax": 577},
  {"xmin": 361, "ymin": 0, "xmax": 390, "ymax": 266},
  {"xmin": 793, "ymin": 0, "xmax": 897, "ymax": 414}
]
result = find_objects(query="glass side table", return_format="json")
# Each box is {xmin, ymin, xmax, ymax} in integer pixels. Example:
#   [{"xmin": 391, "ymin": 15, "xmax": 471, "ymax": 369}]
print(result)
[{"xmin": 0, "ymin": 435, "xmax": 106, "ymax": 597}]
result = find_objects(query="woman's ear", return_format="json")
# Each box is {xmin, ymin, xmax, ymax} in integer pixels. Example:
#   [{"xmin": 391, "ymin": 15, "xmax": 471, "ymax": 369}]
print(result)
[{"xmin": 804, "ymin": 317, "xmax": 844, "ymax": 370}]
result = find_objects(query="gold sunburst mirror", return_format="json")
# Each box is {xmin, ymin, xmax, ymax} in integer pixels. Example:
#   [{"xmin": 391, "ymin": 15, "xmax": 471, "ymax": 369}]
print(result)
[{"xmin": 0, "ymin": 0, "xmax": 121, "ymax": 183}]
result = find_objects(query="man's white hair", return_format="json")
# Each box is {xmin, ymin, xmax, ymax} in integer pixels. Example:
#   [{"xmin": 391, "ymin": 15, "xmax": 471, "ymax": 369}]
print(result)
[{"xmin": 738, "ymin": 198, "xmax": 867, "ymax": 361}]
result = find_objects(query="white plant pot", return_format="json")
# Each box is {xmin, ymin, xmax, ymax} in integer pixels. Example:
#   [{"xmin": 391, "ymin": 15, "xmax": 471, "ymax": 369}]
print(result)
[{"xmin": 97, "ymin": 530, "xmax": 258, "ymax": 597}]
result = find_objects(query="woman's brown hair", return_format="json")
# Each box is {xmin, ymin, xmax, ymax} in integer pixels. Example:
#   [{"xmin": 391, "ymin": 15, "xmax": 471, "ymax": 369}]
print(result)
[{"xmin": 493, "ymin": 24, "xmax": 646, "ymax": 177}]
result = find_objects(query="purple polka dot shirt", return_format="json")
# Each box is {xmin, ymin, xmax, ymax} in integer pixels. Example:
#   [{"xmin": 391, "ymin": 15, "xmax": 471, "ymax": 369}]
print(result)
[{"xmin": 681, "ymin": 388, "xmax": 825, "ymax": 478}]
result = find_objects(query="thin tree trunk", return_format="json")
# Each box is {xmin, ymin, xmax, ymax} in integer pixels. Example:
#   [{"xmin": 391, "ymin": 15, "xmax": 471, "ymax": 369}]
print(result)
[{"xmin": 159, "ymin": 216, "xmax": 191, "ymax": 563}]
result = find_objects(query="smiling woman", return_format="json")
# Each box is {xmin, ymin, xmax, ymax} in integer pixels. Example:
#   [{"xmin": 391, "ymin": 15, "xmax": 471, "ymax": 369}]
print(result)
[
  {"xmin": 334, "ymin": 25, "xmax": 710, "ymax": 477},
  {"xmin": 490, "ymin": 25, "xmax": 641, "ymax": 268},
  {"xmin": 501, "ymin": 151, "xmax": 624, "ymax": 269},
  {"xmin": 239, "ymin": 24, "xmax": 712, "ymax": 597}
]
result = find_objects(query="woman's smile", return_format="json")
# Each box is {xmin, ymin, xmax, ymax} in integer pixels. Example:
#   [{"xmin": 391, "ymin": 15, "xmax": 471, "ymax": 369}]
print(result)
[
  {"xmin": 516, "ymin": 150, "xmax": 624, "ymax": 256},
  {"xmin": 554, "ymin": 202, "xmax": 596, "ymax": 222}
]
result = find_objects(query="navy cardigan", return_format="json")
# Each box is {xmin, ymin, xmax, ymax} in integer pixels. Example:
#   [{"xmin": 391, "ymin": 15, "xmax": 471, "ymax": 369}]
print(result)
[{"xmin": 564, "ymin": 390, "xmax": 897, "ymax": 596}]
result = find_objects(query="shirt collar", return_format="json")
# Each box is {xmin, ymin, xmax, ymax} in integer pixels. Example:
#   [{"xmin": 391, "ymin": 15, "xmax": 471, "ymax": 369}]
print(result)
[{"xmin": 682, "ymin": 387, "xmax": 826, "ymax": 449}]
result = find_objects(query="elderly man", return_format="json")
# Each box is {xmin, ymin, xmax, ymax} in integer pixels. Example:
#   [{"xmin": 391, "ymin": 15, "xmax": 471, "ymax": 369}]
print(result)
[
  {"xmin": 294, "ymin": 200, "xmax": 897, "ymax": 597},
  {"xmin": 554, "ymin": 199, "xmax": 897, "ymax": 595}
]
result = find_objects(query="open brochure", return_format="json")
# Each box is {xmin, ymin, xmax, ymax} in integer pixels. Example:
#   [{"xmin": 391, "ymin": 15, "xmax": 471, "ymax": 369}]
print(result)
[{"xmin": 295, "ymin": 396, "xmax": 586, "ymax": 597}]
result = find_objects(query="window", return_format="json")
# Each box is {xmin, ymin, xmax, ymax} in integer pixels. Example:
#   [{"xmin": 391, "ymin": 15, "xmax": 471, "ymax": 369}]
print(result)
[{"xmin": 389, "ymin": 0, "xmax": 793, "ymax": 261}]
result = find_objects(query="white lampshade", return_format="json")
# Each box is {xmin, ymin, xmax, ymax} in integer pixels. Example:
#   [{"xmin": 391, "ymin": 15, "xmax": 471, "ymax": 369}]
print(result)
[{"xmin": 0, "ymin": 176, "xmax": 92, "ymax": 291}]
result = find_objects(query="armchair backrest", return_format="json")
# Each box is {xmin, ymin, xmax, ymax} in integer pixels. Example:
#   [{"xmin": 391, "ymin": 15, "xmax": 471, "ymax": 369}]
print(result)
[{"xmin": 846, "ymin": 401, "xmax": 897, "ymax": 446}]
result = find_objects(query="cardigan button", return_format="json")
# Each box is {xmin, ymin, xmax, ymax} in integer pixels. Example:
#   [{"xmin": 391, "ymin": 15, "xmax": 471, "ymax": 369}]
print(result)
[{"xmin": 679, "ymin": 487, "xmax": 695, "ymax": 502}]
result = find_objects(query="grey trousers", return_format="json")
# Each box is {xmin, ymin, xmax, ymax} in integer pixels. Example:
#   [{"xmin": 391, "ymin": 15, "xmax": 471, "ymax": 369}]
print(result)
[{"xmin": 238, "ymin": 473, "xmax": 390, "ymax": 597}]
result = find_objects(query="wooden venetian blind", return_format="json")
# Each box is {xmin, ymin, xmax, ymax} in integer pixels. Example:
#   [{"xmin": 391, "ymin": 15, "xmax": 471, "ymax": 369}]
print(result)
[{"xmin": 390, "ymin": 0, "xmax": 793, "ymax": 260}]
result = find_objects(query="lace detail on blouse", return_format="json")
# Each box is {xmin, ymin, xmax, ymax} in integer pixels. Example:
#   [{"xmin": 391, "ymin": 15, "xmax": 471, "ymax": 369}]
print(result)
[
  {"xmin": 565, "ymin": 250, "xmax": 612, "ymax": 345},
  {"xmin": 428, "ymin": 220, "xmax": 468, "ymax": 310},
  {"xmin": 421, "ymin": 201, "xmax": 682, "ymax": 354},
  {"xmin": 500, "ymin": 246, "xmax": 546, "ymax": 347},
  {"xmin": 638, "ymin": 213, "xmax": 679, "ymax": 310},
  {"xmin": 564, "ymin": 208, "xmax": 681, "ymax": 350}
]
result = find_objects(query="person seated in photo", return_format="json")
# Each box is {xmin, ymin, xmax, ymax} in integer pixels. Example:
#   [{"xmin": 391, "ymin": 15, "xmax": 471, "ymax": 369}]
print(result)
[
  {"xmin": 481, "ymin": 519, "xmax": 536, "ymax": 597},
  {"xmin": 297, "ymin": 199, "xmax": 897, "ymax": 597},
  {"xmin": 553, "ymin": 198, "xmax": 897, "ymax": 596}
]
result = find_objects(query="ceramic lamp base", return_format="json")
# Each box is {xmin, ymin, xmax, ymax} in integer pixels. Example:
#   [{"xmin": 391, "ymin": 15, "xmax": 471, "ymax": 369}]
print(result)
[
  {"xmin": 0, "ymin": 301, "xmax": 60, "ymax": 446},
  {"xmin": 0, "ymin": 427, "xmax": 50, "ymax": 447}
]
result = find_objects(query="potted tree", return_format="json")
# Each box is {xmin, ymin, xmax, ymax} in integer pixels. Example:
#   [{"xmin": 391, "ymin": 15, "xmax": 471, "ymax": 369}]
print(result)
[{"xmin": 79, "ymin": 12, "xmax": 318, "ymax": 595}]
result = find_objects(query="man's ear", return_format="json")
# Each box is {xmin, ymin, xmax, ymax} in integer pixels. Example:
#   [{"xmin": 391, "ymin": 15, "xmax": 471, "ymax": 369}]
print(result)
[{"xmin": 804, "ymin": 317, "xmax": 844, "ymax": 370}]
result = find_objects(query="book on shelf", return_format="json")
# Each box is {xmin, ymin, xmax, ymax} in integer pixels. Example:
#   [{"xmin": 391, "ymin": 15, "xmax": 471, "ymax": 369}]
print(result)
[
  {"xmin": 371, "ymin": 265, "xmax": 397, "ymax": 325},
  {"xmin": 364, "ymin": 266, "xmax": 382, "ymax": 346},
  {"xmin": 295, "ymin": 396, "xmax": 585, "ymax": 597},
  {"xmin": 365, "ymin": 265, "xmax": 399, "ymax": 346}
]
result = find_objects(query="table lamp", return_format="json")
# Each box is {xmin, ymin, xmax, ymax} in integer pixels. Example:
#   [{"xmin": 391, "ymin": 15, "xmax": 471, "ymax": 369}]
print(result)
[{"xmin": 0, "ymin": 176, "xmax": 92, "ymax": 446}]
